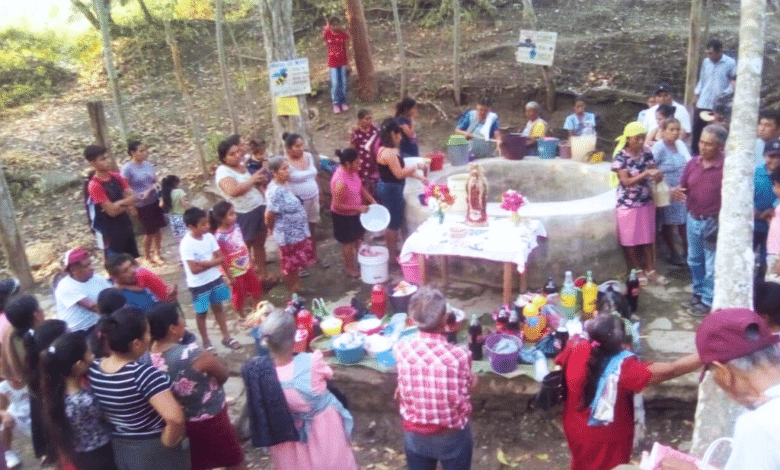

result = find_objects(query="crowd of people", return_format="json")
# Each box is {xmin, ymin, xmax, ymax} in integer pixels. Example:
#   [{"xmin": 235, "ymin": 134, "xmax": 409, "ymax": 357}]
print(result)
[{"xmin": 1, "ymin": 26, "xmax": 780, "ymax": 470}]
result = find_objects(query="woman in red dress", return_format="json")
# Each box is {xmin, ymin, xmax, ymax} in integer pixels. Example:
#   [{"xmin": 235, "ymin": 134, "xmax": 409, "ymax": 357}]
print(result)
[
  {"xmin": 555, "ymin": 314, "xmax": 700, "ymax": 470},
  {"xmin": 350, "ymin": 109, "xmax": 380, "ymax": 197}
]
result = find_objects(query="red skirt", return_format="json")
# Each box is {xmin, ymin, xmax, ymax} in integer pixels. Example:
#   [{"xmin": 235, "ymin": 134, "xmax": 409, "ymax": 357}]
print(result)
[
  {"xmin": 186, "ymin": 406, "xmax": 244, "ymax": 470},
  {"xmin": 231, "ymin": 268, "xmax": 262, "ymax": 311},
  {"xmin": 279, "ymin": 237, "xmax": 317, "ymax": 275}
]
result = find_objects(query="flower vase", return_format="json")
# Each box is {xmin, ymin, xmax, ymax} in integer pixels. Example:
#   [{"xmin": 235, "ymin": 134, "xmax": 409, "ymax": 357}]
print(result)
[
  {"xmin": 511, "ymin": 211, "xmax": 521, "ymax": 226},
  {"xmin": 436, "ymin": 209, "xmax": 445, "ymax": 224}
]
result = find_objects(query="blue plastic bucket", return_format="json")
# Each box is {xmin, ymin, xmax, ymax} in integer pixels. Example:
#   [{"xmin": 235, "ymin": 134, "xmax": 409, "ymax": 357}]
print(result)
[{"xmin": 538, "ymin": 138, "xmax": 559, "ymax": 159}]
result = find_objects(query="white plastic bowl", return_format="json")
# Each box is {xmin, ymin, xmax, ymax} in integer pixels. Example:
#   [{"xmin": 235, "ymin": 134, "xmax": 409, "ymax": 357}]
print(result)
[{"xmin": 360, "ymin": 204, "xmax": 391, "ymax": 232}]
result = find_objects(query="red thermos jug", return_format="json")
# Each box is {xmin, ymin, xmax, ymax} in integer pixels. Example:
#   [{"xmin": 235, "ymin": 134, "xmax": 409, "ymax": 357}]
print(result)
[{"xmin": 371, "ymin": 284, "xmax": 386, "ymax": 317}]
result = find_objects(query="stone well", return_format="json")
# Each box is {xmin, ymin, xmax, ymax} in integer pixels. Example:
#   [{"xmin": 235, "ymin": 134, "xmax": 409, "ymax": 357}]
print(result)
[{"xmin": 404, "ymin": 158, "xmax": 624, "ymax": 288}]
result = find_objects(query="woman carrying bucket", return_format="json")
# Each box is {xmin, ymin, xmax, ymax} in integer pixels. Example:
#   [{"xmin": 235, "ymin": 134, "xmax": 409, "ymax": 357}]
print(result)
[
  {"xmin": 454, "ymin": 96, "xmax": 502, "ymax": 160},
  {"xmin": 330, "ymin": 148, "xmax": 376, "ymax": 278}
]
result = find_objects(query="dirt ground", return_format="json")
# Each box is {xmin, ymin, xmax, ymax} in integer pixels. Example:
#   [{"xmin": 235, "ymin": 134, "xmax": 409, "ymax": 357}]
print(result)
[{"xmin": 2, "ymin": 1, "xmax": 777, "ymax": 467}]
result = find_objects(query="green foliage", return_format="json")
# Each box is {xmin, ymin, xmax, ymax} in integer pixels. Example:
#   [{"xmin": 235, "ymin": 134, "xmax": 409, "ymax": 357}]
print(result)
[
  {"xmin": 205, "ymin": 129, "xmax": 225, "ymax": 164},
  {"xmin": 0, "ymin": 28, "xmax": 75, "ymax": 110}
]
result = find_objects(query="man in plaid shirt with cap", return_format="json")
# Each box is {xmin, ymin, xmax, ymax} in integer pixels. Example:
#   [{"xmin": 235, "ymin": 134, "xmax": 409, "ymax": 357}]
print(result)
[{"xmin": 393, "ymin": 287, "xmax": 476, "ymax": 470}]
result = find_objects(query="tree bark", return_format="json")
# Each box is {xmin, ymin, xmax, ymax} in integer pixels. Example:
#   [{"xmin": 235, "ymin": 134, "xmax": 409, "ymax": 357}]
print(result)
[
  {"xmin": 0, "ymin": 171, "xmax": 34, "ymax": 289},
  {"xmin": 684, "ymin": 0, "xmax": 706, "ymax": 110},
  {"xmin": 344, "ymin": 0, "xmax": 378, "ymax": 100},
  {"xmin": 453, "ymin": 0, "xmax": 461, "ymax": 105},
  {"xmin": 164, "ymin": 21, "xmax": 210, "ymax": 178},
  {"xmin": 690, "ymin": 0, "xmax": 767, "ymax": 456},
  {"xmin": 258, "ymin": 0, "xmax": 319, "ymax": 162},
  {"xmin": 87, "ymin": 101, "xmax": 119, "ymax": 171},
  {"xmin": 94, "ymin": 0, "xmax": 130, "ymax": 146},
  {"xmin": 389, "ymin": 0, "xmax": 407, "ymax": 99},
  {"xmin": 215, "ymin": 0, "xmax": 239, "ymax": 134}
]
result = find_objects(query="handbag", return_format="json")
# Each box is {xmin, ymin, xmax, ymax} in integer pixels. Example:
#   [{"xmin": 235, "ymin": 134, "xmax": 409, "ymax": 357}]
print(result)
[
  {"xmin": 654, "ymin": 181, "xmax": 671, "ymax": 207},
  {"xmin": 311, "ymin": 298, "xmax": 330, "ymax": 319}
]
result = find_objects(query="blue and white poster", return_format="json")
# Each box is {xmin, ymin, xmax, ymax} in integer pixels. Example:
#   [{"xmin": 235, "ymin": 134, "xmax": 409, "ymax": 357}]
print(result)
[
  {"xmin": 516, "ymin": 30, "xmax": 557, "ymax": 66},
  {"xmin": 269, "ymin": 58, "xmax": 311, "ymax": 97}
]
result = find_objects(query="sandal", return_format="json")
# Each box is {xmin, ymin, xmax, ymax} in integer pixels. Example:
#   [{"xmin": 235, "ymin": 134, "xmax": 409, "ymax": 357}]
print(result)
[
  {"xmin": 205, "ymin": 345, "xmax": 216, "ymax": 354},
  {"xmin": 647, "ymin": 270, "xmax": 669, "ymax": 286},
  {"xmin": 636, "ymin": 270, "xmax": 649, "ymax": 286},
  {"xmin": 222, "ymin": 338, "xmax": 242, "ymax": 350},
  {"xmin": 299, "ymin": 269, "xmax": 311, "ymax": 278}
]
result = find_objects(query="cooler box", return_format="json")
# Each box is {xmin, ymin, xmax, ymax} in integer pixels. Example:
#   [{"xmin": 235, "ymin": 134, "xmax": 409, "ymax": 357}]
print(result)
[{"xmin": 447, "ymin": 134, "xmax": 469, "ymax": 166}]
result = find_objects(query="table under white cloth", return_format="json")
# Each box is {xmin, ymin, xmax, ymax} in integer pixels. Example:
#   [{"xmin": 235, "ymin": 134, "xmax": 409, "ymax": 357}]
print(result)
[{"xmin": 401, "ymin": 203, "xmax": 548, "ymax": 273}]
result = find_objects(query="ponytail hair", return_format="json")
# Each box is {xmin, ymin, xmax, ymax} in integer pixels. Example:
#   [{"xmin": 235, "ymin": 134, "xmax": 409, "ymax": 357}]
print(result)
[
  {"xmin": 5, "ymin": 294, "xmax": 39, "ymax": 338},
  {"xmin": 160, "ymin": 175, "xmax": 180, "ymax": 213},
  {"xmin": 335, "ymin": 148, "xmax": 359, "ymax": 165},
  {"xmin": 40, "ymin": 331, "xmax": 89, "ymax": 463},
  {"xmin": 209, "ymin": 201, "xmax": 233, "ymax": 233},
  {"xmin": 146, "ymin": 302, "xmax": 180, "ymax": 341},
  {"xmin": 379, "ymin": 118, "xmax": 402, "ymax": 148},
  {"xmin": 22, "ymin": 319, "xmax": 68, "ymax": 396},
  {"xmin": 580, "ymin": 314, "xmax": 629, "ymax": 409},
  {"xmin": 97, "ymin": 308, "xmax": 148, "ymax": 354}
]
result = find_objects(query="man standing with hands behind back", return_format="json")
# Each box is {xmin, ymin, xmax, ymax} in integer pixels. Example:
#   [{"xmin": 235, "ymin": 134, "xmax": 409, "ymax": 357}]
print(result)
[
  {"xmin": 691, "ymin": 39, "xmax": 736, "ymax": 154},
  {"xmin": 323, "ymin": 16, "xmax": 350, "ymax": 114}
]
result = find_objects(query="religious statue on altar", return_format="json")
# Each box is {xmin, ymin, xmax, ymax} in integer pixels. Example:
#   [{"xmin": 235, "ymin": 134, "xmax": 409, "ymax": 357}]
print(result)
[{"xmin": 465, "ymin": 163, "xmax": 488, "ymax": 226}]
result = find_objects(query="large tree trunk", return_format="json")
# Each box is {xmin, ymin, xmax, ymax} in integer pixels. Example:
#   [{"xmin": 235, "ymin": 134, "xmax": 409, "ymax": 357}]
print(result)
[
  {"xmin": 390, "ymin": 0, "xmax": 407, "ymax": 99},
  {"xmin": 215, "ymin": 0, "xmax": 239, "ymax": 134},
  {"xmin": 0, "ymin": 171, "xmax": 33, "ymax": 289},
  {"xmin": 344, "ymin": 0, "xmax": 377, "ymax": 100},
  {"xmin": 690, "ymin": 0, "xmax": 767, "ymax": 455},
  {"xmin": 94, "ymin": 0, "xmax": 130, "ymax": 146},
  {"xmin": 258, "ymin": 0, "xmax": 319, "ymax": 161}
]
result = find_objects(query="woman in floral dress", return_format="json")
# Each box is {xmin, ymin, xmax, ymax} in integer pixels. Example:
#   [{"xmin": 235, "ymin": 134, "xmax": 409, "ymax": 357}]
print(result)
[
  {"xmin": 350, "ymin": 108, "xmax": 380, "ymax": 196},
  {"xmin": 265, "ymin": 156, "xmax": 318, "ymax": 294},
  {"xmin": 145, "ymin": 303, "xmax": 247, "ymax": 470}
]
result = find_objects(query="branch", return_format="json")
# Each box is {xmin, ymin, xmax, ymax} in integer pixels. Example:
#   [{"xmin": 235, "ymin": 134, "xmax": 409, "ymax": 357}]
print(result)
[
  {"xmin": 70, "ymin": 0, "xmax": 100, "ymax": 30},
  {"xmin": 136, "ymin": 0, "xmax": 157, "ymax": 24},
  {"xmin": 418, "ymin": 99, "xmax": 449, "ymax": 120}
]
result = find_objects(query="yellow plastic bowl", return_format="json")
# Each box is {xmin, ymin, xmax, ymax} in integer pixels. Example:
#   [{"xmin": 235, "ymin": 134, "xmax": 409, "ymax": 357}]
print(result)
[{"xmin": 321, "ymin": 317, "xmax": 344, "ymax": 336}]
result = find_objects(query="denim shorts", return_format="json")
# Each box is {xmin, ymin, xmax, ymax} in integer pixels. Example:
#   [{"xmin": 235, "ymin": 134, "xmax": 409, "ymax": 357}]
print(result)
[{"xmin": 189, "ymin": 277, "xmax": 230, "ymax": 315}]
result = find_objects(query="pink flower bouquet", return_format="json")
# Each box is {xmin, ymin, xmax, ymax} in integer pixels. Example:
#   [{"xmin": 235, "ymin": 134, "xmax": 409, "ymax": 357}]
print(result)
[
  {"xmin": 423, "ymin": 183, "xmax": 455, "ymax": 208},
  {"xmin": 500, "ymin": 190, "xmax": 526, "ymax": 212}
]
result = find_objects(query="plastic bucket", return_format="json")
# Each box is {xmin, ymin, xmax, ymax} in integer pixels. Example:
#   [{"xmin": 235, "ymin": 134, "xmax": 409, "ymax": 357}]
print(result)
[
  {"xmin": 570, "ymin": 134, "xmax": 597, "ymax": 162},
  {"xmin": 538, "ymin": 138, "xmax": 559, "ymax": 159},
  {"xmin": 501, "ymin": 133, "xmax": 527, "ymax": 160},
  {"xmin": 389, "ymin": 290, "xmax": 415, "ymax": 314},
  {"xmin": 398, "ymin": 253, "xmax": 421, "ymax": 284},
  {"xmin": 484, "ymin": 333, "xmax": 522, "ymax": 374},
  {"xmin": 358, "ymin": 246, "xmax": 389, "ymax": 284},
  {"xmin": 447, "ymin": 173, "xmax": 468, "ymax": 213},
  {"xmin": 559, "ymin": 142, "xmax": 572, "ymax": 159},
  {"xmin": 447, "ymin": 134, "xmax": 470, "ymax": 166},
  {"xmin": 429, "ymin": 152, "xmax": 445, "ymax": 171}
]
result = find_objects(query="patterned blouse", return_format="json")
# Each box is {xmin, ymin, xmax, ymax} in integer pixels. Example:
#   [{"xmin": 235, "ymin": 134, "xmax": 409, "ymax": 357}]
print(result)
[
  {"xmin": 147, "ymin": 343, "xmax": 225, "ymax": 422},
  {"xmin": 612, "ymin": 149, "xmax": 656, "ymax": 208},
  {"xmin": 65, "ymin": 389, "xmax": 113, "ymax": 452},
  {"xmin": 350, "ymin": 124, "xmax": 380, "ymax": 186},
  {"xmin": 266, "ymin": 181, "xmax": 311, "ymax": 246}
]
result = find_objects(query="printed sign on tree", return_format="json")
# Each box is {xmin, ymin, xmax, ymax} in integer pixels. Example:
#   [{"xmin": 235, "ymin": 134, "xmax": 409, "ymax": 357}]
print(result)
[
  {"xmin": 269, "ymin": 58, "xmax": 312, "ymax": 97},
  {"xmin": 516, "ymin": 30, "xmax": 557, "ymax": 67}
]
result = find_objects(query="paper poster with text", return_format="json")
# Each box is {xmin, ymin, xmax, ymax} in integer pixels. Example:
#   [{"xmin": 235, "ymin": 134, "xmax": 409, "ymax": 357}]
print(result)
[
  {"xmin": 269, "ymin": 58, "xmax": 311, "ymax": 97},
  {"xmin": 516, "ymin": 30, "xmax": 557, "ymax": 66}
]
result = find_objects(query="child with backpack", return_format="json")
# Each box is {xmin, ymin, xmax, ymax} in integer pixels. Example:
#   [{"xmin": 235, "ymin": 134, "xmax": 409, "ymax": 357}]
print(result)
[{"xmin": 161, "ymin": 175, "xmax": 190, "ymax": 241}]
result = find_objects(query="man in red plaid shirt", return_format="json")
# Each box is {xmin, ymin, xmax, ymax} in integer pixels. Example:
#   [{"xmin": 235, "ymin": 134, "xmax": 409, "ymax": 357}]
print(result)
[{"xmin": 393, "ymin": 287, "xmax": 476, "ymax": 470}]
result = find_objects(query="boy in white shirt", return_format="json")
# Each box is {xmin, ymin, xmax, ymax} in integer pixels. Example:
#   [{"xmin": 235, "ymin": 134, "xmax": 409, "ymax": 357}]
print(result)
[{"xmin": 179, "ymin": 207, "xmax": 240, "ymax": 351}]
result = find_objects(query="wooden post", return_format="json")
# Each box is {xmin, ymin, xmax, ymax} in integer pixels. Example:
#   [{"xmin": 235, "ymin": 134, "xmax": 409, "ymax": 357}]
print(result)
[
  {"xmin": 344, "ymin": 0, "xmax": 378, "ymax": 100},
  {"xmin": 521, "ymin": 0, "xmax": 556, "ymax": 111},
  {"xmin": 502, "ymin": 262, "xmax": 513, "ymax": 305},
  {"xmin": 389, "ymin": 0, "xmax": 407, "ymax": 99},
  {"xmin": 453, "ymin": 0, "xmax": 461, "ymax": 105},
  {"xmin": 164, "ymin": 22, "xmax": 210, "ymax": 177},
  {"xmin": 86, "ymin": 101, "xmax": 118, "ymax": 171},
  {"xmin": 94, "ymin": 0, "xmax": 130, "ymax": 145},
  {"xmin": 215, "ymin": 0, "xmax": 239, "ymax": 134},
  {"xmin": 684, "ymin": 0, "xmax": 705, "ymax": 110},
  {"xmin": 0, "ymin": 171, "xmax": 34, "ymax": 289}
]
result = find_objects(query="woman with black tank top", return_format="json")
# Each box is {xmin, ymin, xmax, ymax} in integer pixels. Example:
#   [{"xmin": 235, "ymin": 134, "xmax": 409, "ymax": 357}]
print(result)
[{"xmin": 375, "ymin": 118, "xmax": 427, "ymax": 263}]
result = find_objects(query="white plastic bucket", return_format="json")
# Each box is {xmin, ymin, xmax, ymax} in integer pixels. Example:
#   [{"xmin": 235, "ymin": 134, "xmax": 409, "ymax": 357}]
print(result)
[
  {"xmin": 447, "ymin": 173, "xmax": 468, "ymax": 213},
  {"xmin": 357, "ymin": 246, "xmax": 389, "ymax": 284}
]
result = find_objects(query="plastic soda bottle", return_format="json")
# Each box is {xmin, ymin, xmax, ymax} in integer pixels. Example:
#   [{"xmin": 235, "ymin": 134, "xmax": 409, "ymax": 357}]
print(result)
[
  {"xmin": 371, "ymin": 284, "xmax": 387, "ymax": 317},
  {"xmin": 582, "ymin": 270, "xmax": 598, "ymax": 318},
  {"xmin": 560, "ymin": 271, "xmax": 577, "ymax": 320},
  {"xmin": 468, "ymin": 314, "xmax": 483, "ymax": 360},
  {"xmin": 522, "ymin": 303, "xmax": 547, "ymax": 342},
  {"xmin": 626, "ymin": 269, "xmax": 640, "ymax": 312}
]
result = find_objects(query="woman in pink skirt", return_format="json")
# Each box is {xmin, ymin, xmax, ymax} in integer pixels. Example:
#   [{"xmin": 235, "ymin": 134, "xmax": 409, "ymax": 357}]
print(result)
[
  {"xmin": 612, "ymin": 122, "xmax": 663, "ymax": 285},
  {"xmin": 261, "ymin": 309, "xmax": 358, "ymax": 470}
]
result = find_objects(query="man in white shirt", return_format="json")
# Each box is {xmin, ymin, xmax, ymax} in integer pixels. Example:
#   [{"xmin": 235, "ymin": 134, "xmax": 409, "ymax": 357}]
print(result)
[
  {"xmin": 755, "ymin": 110, "xmax": 780, "ymax": 167},
  {"xmin": 53, "ymin": 247, "xmax": 111, "ymax": 331},
  {"xmin": 660, "ymin": 308, "xmax": 780, "ymax": 470},
  {"xmin": 692, "ymin": 38, "xmax": 737, "ymax": 154},
  {"xmin": 642, "ymin": 83, "xmax": 691, "ymax": 138}
]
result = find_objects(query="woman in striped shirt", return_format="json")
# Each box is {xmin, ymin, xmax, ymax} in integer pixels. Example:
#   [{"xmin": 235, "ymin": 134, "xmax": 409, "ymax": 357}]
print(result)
[{"xmin": 87, "ymin": 308, "xmax": 190, "ymax": 470}]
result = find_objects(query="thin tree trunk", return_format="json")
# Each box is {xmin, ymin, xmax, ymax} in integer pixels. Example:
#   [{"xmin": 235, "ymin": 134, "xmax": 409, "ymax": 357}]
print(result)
[
  {"xmin": 684, "ymin": 0, "xmax": 705, "ymax": 110},
  {"xmin": 258, "ymin": 0, "xmax": 319, "ymax": 162},
  {"xmin": 0, "ymin": 171, "xmax": 33, "ymax": 289},
  {"xmin": 344, "ymin": 0, "xmax": 378, "ymax": 100},
  {"xmin": 390, "ymin": 0, "xmax": 406, "ymax": 99},
  {"xmin": 690, "ymin": 0, "xmax": 767, "ymax": 455},
  {"xmin": 95, "ymin": 0, "xmax": 130, "ymax": 146},
  {"xmin": 453, "ymin": 0, "xmax": 461, "ymax": 105},
  {"xmin": 257, "ymin": 3, "xmax": 284, "ymax": 158},
  {"xmin": 227, "ymin": 23, "xmax": 259, "ymax": 131},
  {"xmin": 215, "ymin": 0, "xmax": 239, "ymax": 134},
  {"xmin": 164, "ymin": 21, "xmax": 210, "ymax": 177}
]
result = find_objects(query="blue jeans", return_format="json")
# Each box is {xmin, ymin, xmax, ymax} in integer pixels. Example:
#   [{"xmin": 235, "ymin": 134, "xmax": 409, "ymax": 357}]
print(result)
[
  {"xmin": 687, "ymin": 214, "xmax": 716, "ymax": 306},
  {"xmin": 404, "ymin": 425, "xmax": 473, "ymax": 470},
  {"xmin": 330, "ymin": 66, "xmax": 348, "ymax": 106}
]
